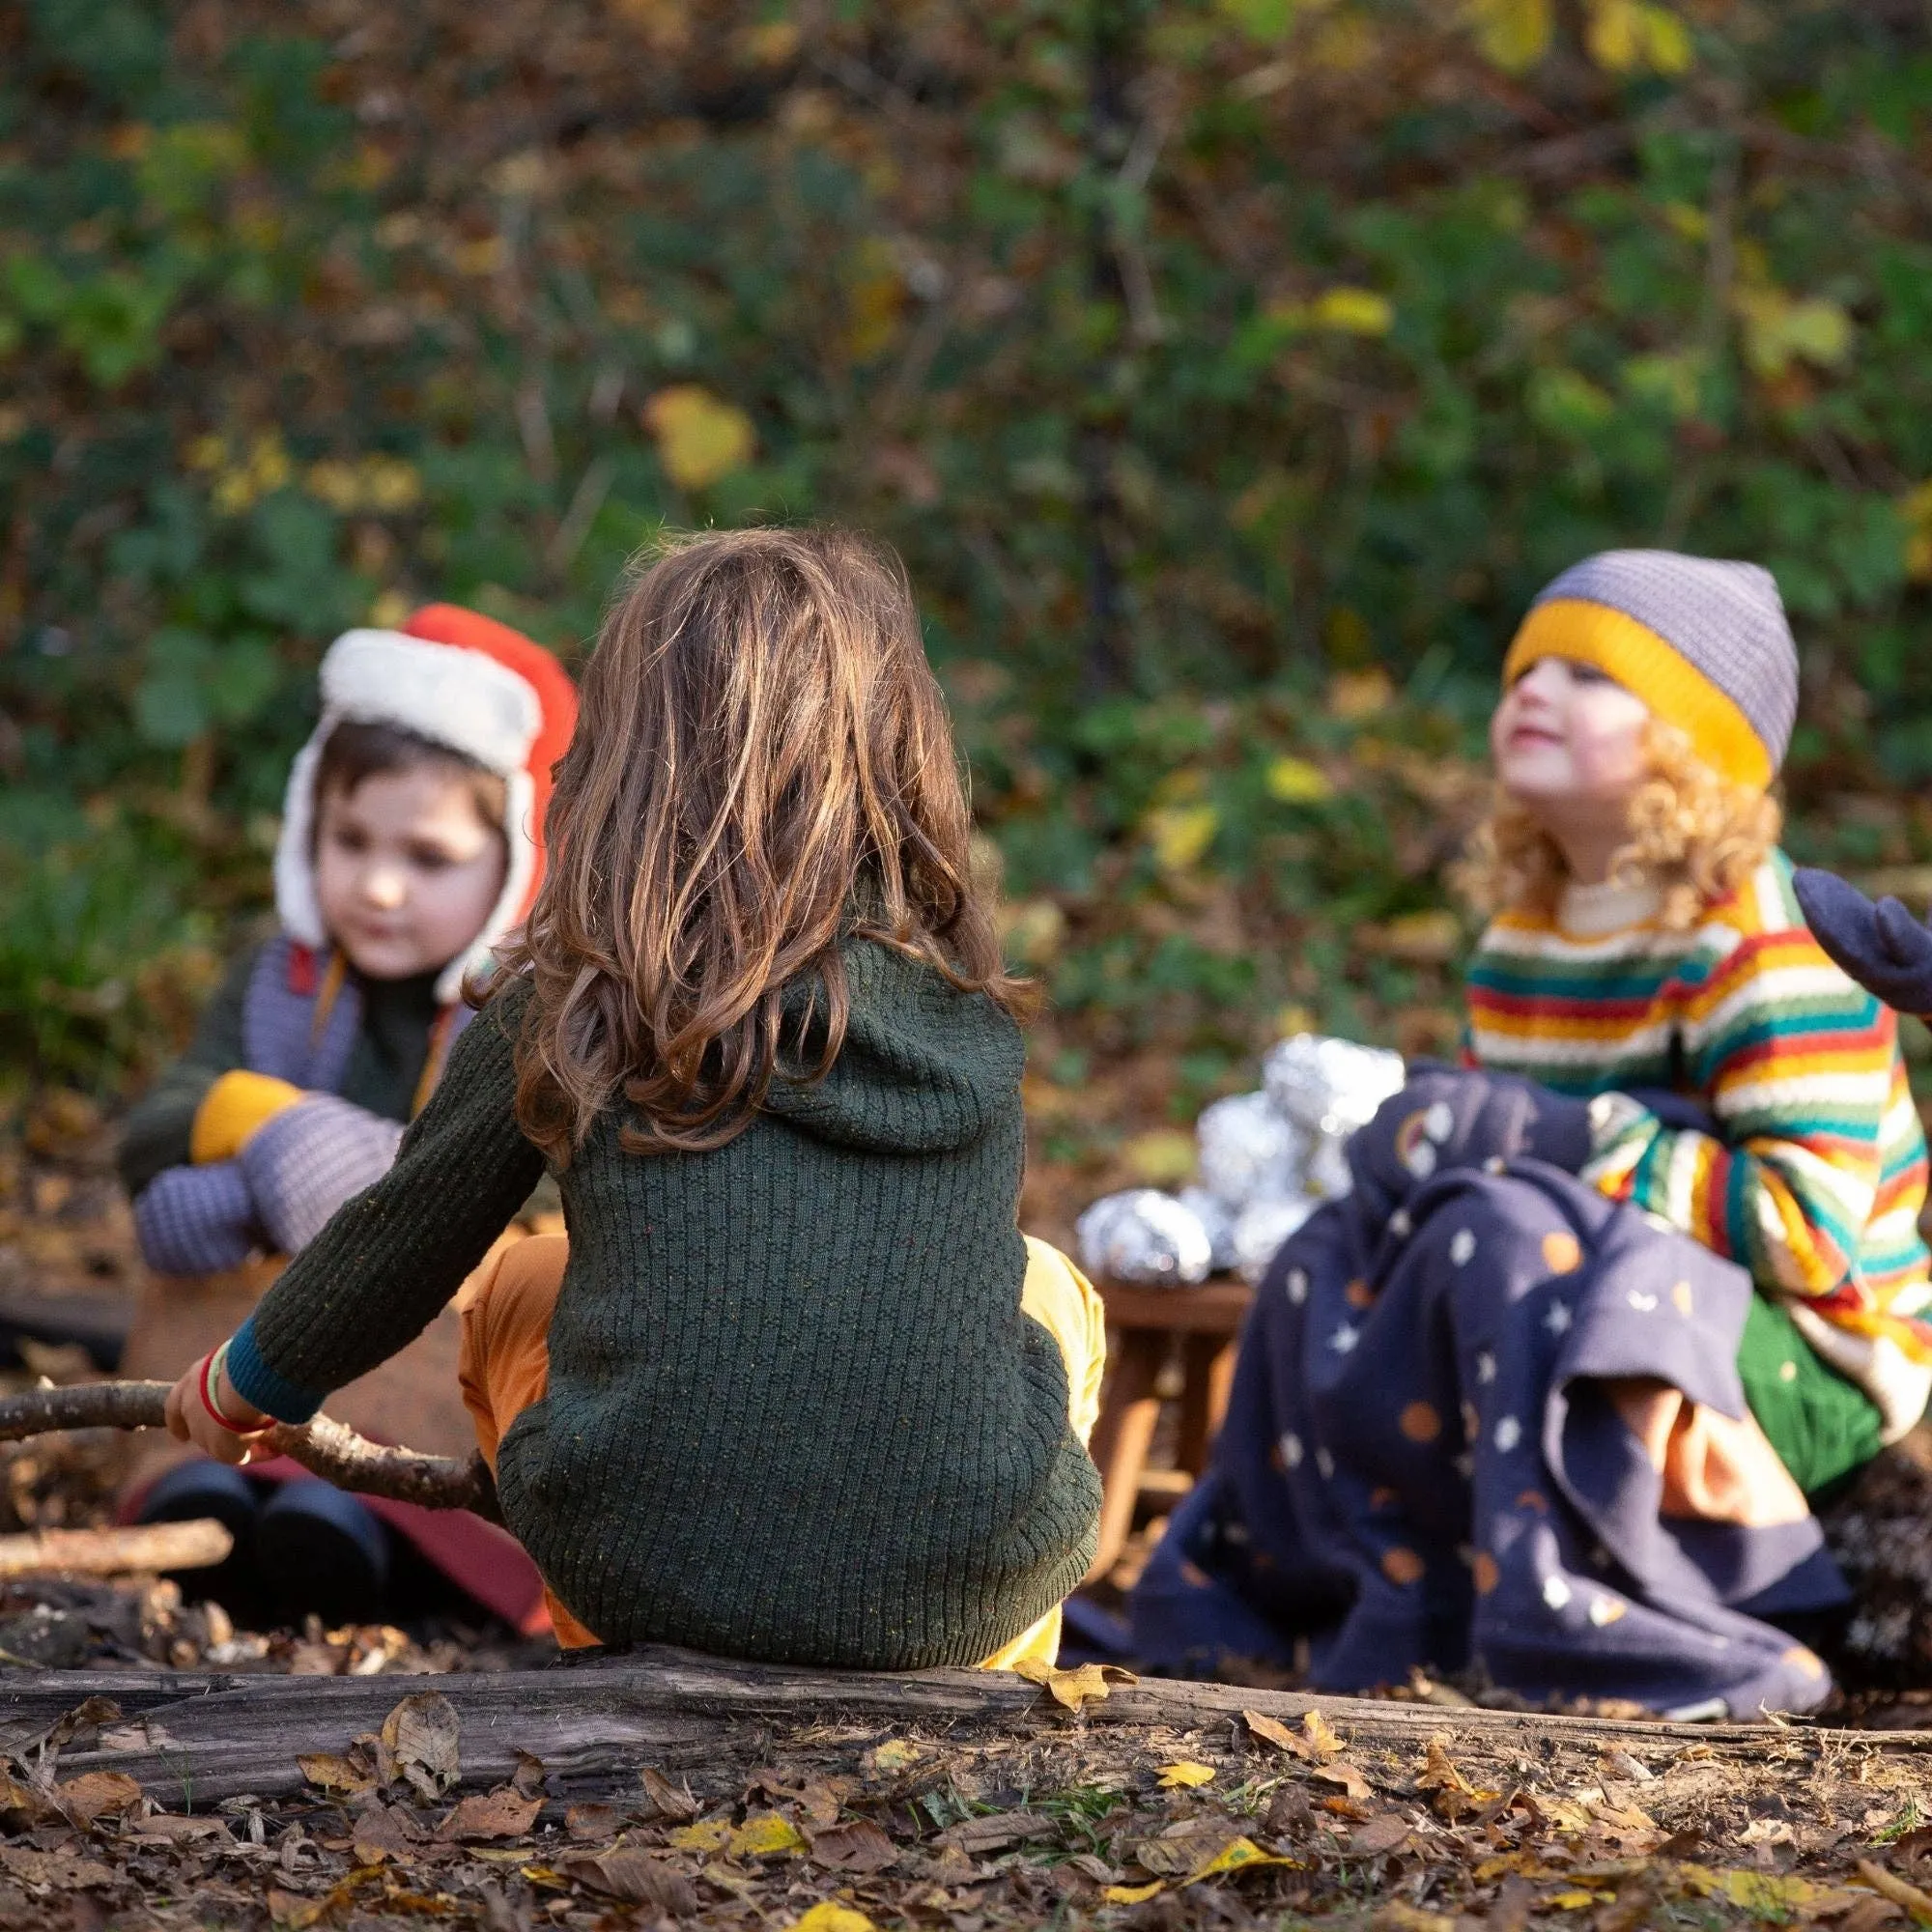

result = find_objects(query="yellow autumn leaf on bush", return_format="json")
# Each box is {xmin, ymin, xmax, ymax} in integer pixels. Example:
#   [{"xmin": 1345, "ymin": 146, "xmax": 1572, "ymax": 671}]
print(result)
[
  {"xmin": 1124, "ymin": 1129, "xmax": 1198, "ymax": 1186},
  {"xmin": 1467, "ymin": 0, "xmax": 1550, "ymax": 72},
  {"xmin": 641, "ymin": 384, "xmax": 755, "ymax": 490},
  {"xmin": 1734, "ymin": 287, "xmax": 1853, "ymax": 379},
  {"xmin": 1899, "ymin": 480, "xmax": 1932, "ymax": 582},
  {"xmin": 998, "ymin": 896, "xmax": 1066, "ymax": 967},
  {"xmin": 1157, "ymin": 1761, "xmax": 1217, "ymax": 1789},
  {"xmin": 1585, "ymin": 0, "xmax": 1692, "ymax": 74},
  {"xmin": 1364, "ymin": 909, "xmax": 1463, "ymax": 964},
  {"xmin": 1145, "ymin": 802, "xmax": 1219, "ymax": 873},
  {"xmin": 1309, "ymin": 287, "xmax": 1394, "ymax": 336},
  {"xmin": 1327, "ymin": 667, "xmax": 1393, "ymax": 719},
  {"xmin": 1266, "ymin": 755, "xmax": 1335, "ymax": 805}
]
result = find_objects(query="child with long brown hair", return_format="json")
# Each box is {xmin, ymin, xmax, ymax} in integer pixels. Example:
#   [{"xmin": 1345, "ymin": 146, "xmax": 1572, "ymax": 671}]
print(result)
[{"xmin": 163, "ymin": 527, "xmax": 1106, "ymax": 1667}]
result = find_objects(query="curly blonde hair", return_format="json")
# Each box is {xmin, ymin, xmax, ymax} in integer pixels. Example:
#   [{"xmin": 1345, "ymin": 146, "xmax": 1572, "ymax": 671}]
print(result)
[{"xmin": 1460, "ymin": 718, "xmax": 1782, "ymax": 931}]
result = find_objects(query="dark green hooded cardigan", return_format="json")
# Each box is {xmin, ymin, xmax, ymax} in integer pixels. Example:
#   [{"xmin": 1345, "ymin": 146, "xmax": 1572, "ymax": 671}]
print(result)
[{"xmin": 224, "ymin": 941, "xmax": 1102, "ymax": 1668}]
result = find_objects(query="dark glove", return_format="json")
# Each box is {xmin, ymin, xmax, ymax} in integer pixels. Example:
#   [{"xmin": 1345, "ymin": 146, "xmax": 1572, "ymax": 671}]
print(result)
[
  {"xmin": 1792, "ymin": 867, "xmax": 1932, "ymax": 1015},
  {"xmin": 1361, "ymin": 1065, "xmax": 1595, "ymax": 1188}
]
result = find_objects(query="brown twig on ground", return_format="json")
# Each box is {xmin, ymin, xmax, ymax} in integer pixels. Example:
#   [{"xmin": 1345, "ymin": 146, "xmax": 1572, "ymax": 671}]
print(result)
[
  {"xmin": 0, "ymin": 1518, "xmax": 233, "ymax": 1579},
  {"xmin": 0, "ymin": 1381, "xmax": 500, "ymax": 1521}
]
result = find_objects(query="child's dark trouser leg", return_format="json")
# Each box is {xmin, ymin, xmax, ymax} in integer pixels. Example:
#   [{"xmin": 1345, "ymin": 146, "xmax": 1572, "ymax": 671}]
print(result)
[{"xmin": 457, "ymin": 1235, "xmax": 599, "ymax": 1647}]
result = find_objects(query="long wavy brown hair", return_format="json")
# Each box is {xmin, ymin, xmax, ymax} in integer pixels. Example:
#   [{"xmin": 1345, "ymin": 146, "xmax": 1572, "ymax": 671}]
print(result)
[
  {"xmin": 1460, "ymin": 717, "xmax": 1782, "ymax": 931},
  {"xmin": 499, "ymin": 526, "xmax": 1027, "ymax": 1161}
]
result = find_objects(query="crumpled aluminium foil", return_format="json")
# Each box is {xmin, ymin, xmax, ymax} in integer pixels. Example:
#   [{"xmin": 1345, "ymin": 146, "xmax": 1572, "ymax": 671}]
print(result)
[
  {"xmin": 1075, "ymin": 1188, "xmax": 1213, "ymax": 1288},
  {"xmin": 1263, "ymin": 1033, "xmax": 1406, "ymax": 1140},
  {"xmin": 1195, "ymin": 1092, "xmax": 1306, "ymax": 1209},
  {"xmin": 1233, "ymin": 1194, "xmax": 1318, "ymax": 1285},
  {"xmin": 1177, "ymin": 1185, "xmax": 1238, "ymax": 1274}
]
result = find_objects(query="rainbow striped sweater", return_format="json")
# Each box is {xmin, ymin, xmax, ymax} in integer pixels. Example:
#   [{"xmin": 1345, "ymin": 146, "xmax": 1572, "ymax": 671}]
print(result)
[{"xmin": 1464, "ymin": 850, "xmax": 1932, "ymax": 1437}]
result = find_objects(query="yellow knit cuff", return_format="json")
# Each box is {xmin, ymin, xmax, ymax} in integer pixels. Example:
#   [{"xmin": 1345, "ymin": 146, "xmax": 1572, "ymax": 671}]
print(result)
[
  {"xmin": 189, "ymin": 1071, "xmax": 306, "ymax": 1165},
  {"xmin": 1503, "ymin": 598, "xmax": 1773, "ymax": 790}
]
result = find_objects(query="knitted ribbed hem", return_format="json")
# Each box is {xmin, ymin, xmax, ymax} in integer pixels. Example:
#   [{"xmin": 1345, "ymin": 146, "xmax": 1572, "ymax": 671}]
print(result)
[
  {"xmin": 223, "ymin": 1315, "xmax": 326, "ymax": 1424},
  {"xmin": 1504, "ymin": 597, "xmax": 1773, "ymax": 788}
]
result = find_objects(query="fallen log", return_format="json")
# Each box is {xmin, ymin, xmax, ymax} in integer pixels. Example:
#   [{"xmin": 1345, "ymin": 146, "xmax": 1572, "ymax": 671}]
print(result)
[
  {"xmin": 0, "ymin": 1646, "xmax": 1924, "ymax": 1806},
  {"xmin": 0, "ymin": 1518, "xmax": 231, "ymax": 1580},
  {"xmin": 0, "ymin": 1380, "xmax": 498, "ymax": 1520}
]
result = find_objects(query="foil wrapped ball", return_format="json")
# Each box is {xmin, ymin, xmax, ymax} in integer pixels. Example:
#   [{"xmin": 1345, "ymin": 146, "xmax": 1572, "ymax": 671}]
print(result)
[
  {"xmin": 1233, "ymin": 1195, "xmax": 1319, "ymax": 1285},
  {"xmin": 1177, "ymin": 1184, "xmax": 1238, "ymax": 1274},
  {"xmin": 1075, "ymin": 1189, "xmax": 1214, "ymax": 1288},
  {"xmin": 1305, "ymin": 1129, "xmax": 1355, "ymax": 1200},
  {"xmin": 1263, "ymin": 1034, "xmax": 1406, "ymax": 1139},
  {"xmin": 1195, "ymin": 1091, "xmax": 1305, "ymax": 1209}
]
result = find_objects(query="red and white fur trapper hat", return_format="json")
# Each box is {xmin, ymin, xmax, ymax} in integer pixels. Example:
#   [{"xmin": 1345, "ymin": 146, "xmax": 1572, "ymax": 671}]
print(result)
[{"xmin": 274, "ymin": 604, "xmax": 579, "ymax": 1004}]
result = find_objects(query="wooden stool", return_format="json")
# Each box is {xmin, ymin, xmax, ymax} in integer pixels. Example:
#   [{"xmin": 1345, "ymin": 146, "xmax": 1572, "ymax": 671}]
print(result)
[{"xmin": 1084, "ymin": 1277, "xmax": 1254, "ymax": 1582}]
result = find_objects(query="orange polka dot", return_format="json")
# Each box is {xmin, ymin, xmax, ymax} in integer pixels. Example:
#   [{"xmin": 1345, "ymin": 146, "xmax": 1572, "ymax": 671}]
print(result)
[
  {"xmin": 1180, "ymin": 1561, "xmax": 1212, "ymax": 1589},
  {"xmin": 1369, "ymin": 1486, "xmax": 1400, "ymax": 1511},
  {"xmin": 1783, "ymin": 1644, "xmax": 1825, "ymax": 1680},
  {"xmin": 1542, "ymin": 1230, "xmax": 1582, "ymax": 1274},
  {"xmin": 1381, "ymin": 1547, "xmax": 1425, "ymax": 1586},
  {"xmin": 1346, "ymin": 1278, "xmax": 1375, "ymax": 1309},
  {"xmin": 1399, "ymin": 1401, "xmax": 1441, "ymax": 1443},
  {"xmin": 1671, "ymin": 1280, "xmax": 1694, "ymax": 1318},
  {"xmin": 1471, "ymin": 1552, "xmax": 1500, "ymax": 1596},
  {"xmin": 1515, "ymin": 1489, "xmax": 1549, "ymax": 1515}
]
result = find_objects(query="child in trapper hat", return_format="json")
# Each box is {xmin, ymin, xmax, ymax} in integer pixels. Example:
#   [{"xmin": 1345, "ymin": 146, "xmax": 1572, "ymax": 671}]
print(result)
[
  {"xmin": 116, "ymin": 605, "xmax": 577, "ymax": 1631},
  {"xmin": 1464, "ymin": 549, "xmax": 1932, "ymax": 1492}
]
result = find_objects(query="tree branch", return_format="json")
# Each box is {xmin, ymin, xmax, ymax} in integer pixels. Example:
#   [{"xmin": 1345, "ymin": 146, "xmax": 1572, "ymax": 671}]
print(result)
[{"xmin": 0, "ymin": 1382, "xmax": 500, "ymax": 1522}]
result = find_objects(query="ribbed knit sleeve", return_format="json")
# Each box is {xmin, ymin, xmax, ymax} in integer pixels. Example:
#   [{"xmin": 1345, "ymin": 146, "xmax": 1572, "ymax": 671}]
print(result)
[
  {"xmin": 1581, "ymin": 923, "xmax": 1916, "ymax": 1299},
  {"xmin": 223, "ymin": 981, "xmax": 545, "ymax": 1421}
]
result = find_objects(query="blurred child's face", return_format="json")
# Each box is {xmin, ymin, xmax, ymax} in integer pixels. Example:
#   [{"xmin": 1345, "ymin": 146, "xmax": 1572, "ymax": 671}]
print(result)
[
  {"xmin": 1491, "ymin": 656, "xmax": 1651, "ymax": 841},
  {"xmin": 314, "ymin": 768, "xmax": 507, "ymax": 980}
]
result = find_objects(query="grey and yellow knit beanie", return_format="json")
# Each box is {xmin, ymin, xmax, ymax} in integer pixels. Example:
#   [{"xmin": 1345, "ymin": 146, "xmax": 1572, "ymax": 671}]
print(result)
[{"xmin": 1502, "ymin": 549, "xmax": 1798, "ymax": 790}]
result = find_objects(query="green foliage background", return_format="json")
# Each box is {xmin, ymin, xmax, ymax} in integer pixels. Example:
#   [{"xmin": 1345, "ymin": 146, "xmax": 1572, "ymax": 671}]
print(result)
[{"xmin": 6, "ymin": 0, "xmax": 1932, "ymax": 1179}]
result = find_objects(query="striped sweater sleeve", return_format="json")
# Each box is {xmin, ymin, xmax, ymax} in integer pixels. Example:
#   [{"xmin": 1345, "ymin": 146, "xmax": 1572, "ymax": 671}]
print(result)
[{"xmin": 1582, "ymin": 923, "xmax": 1900, "ymax": 1297}]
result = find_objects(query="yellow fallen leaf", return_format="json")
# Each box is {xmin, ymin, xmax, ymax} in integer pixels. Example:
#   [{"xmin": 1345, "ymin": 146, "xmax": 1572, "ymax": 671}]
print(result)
[
  {"xmin": 1265, "ymin": 755, "xmax": 1335, "ymax": 805},
  {"xmin": 641, "ymin": 384, "xmax": 756, "ymax": 491},
  {"xmin": 726, "ymin": 1811, "xmax": 807, "ymax": 1859},
  {"xmin": 1103, "ymin": 1881, "xmax": 1165, "ymax": 1904},
  {"xmin": 1548, "ymin": 1889, "xmax": 1612, "ymax": 1910},
  {"xmin": 865, "ymin": 1739, "xmax": 921, "ymax": 1776},
  {"xmin": 666, "ymin": 1817, "xmax": 733, "ymax": 1853},
  {"xmin": 1157, "ymin": 1762, "xmax": 1216, "ymax": 1789},
  {"xmin": 1677, "ymin": 1864, "xmax": 1829, "ymax": 1913},
  {"xmin": 1299, "ymin": 1709, "xmax": 1344, "ymax": 1756},
  {"xmin": 1185, "ymin": 1836, "xmax": 1297, "ymax": 1882},
  {"xmin": 790, "ymin": 1905, "xmax": 880, "ymax": 1932},
  {"xmin": 1010, "ymin": 1657, "xmax": 1136, "ymax": 1711}
]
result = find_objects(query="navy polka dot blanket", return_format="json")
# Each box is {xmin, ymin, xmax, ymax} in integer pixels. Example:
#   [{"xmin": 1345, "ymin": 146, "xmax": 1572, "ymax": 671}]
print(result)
[{"xmin": 1129, "ymin": 1066, "xmax": 1846, "ymax": 1718}]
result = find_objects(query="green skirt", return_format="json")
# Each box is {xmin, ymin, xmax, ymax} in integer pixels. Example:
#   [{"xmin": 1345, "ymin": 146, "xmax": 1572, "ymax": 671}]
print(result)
[{"xmin": 1735, "ymin": 1292, "xmax": 1886, "ymax": 1498}]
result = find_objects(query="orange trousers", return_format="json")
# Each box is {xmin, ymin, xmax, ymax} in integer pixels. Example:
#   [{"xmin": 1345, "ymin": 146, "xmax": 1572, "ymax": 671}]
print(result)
[{"xmin": 457, "ymin": 1233, "xmax": 1106, "ymax": 1665}]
